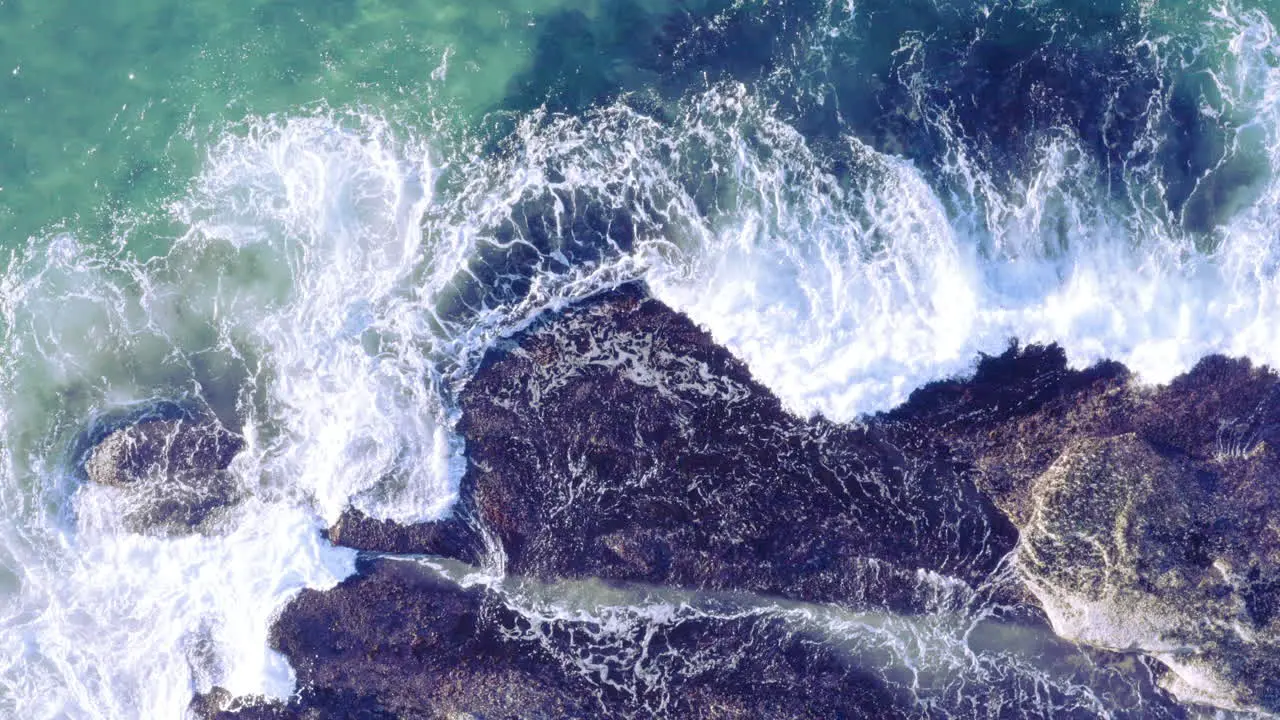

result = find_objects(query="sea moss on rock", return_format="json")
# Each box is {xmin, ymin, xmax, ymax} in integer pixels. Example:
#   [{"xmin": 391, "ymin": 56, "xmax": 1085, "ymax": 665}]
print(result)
[
  {"xmin": 338, "ymin": 284, "xmax": 1017, "ymax": 609},
  {"xmin": 234, "ymin": 286, "xmax": 1280, "ymax": 718},
  {"xmin": 898, "ymin": 349, "xmax": 1280, "ymax": 713}
]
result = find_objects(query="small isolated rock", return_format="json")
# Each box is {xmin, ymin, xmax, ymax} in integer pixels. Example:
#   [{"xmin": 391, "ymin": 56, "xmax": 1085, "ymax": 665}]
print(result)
[
  {"xmin": 83, "ymin": 417, "xmax": 244, "ymax": 533},
  {"xmin": 325, "ymin": 508, "xmax": 478, "ymax": 562}
]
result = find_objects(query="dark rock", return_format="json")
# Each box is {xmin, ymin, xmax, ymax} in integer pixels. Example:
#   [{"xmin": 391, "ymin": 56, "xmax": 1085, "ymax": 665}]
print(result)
[
  {"xmin": 447, "ymin": 284, "xmax": 1017, "ymax": 607},
  {"xmin": 885, "ymin": 342, "xmax": 1133, "ymax": 525},
  {"xmin": 84, "ymin": 417, "xmax": 242, "ymax": 487},
  {"xmin": 325, "ymin": 508, "xmax": 478, "ymax": 563},
  {"xmin": 188, "ymin": 687, "xmax": 232, "ymax": 718},
  {"xmin": 81, "ymin": 415, "xmax": 243, "ymax": 532},
  {"xmin": 204, "ymin": 557, "xmax": 908, "ymax": 720},
  {"xmin": 253, "ymin": 287, "xmax": 1279, "ymax": 717}
]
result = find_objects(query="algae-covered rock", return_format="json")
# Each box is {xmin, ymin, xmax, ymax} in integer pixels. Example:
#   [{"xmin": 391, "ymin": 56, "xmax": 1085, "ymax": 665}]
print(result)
[
  {"xmin": 198, "ymin": 557, "xmax": 907, "ymax": 720},
  {"xmin": 1019, "ymin": 434, "xmax": 1280, "ymax": 712},
  {"xmin": 235, "ymin": 288, "xmax": 1280, "ymax": 717}
]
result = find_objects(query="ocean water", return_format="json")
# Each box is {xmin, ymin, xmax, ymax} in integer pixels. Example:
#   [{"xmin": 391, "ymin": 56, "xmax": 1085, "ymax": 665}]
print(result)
[{"xmin": 1, "ymin": 0, "xmax": 1279, "ymax": 716}]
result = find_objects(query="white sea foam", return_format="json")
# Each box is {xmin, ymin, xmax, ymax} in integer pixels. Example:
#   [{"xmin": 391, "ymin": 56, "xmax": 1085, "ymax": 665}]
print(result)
[
  {"xmin": 644, "ymin": 101, "xmax": 984, "ymax": 417},
  {"xmin": 0, "ymin": 499, "xmax": 353, "ymax": 719},
  {"xmin": 649, "ymin": 3, "xmax": 1280, "ymax": 421},
  {"xmin": 172, "ymin": 110, "xmax": 463, "ymax": 525},
  {"xmin": 424, "ymin": 16, "xmax": 1280, "ymax": 422},
  {"xmin": 0, "ymin": 110, "xmax": 442, "ymax": 717}
]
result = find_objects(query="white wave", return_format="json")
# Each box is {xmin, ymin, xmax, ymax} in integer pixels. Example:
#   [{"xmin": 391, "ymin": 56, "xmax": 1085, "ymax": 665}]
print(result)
[
  {"xmin": 432, "ymin": 76, "xmax": 1275, "ymax": 421},
  {"xmin": 650, "ymin": 4, "xmax": 1280, "ymax": 420},
  {"xmin": 0, "ymin": 499, "xmax": 352, "ymax": 719},
  {"xmin": 644, "ymin": 92, "xmax": 983, "ymax": 417},
  {"xmin": 0, "ymin": 110, "xmax": 447, "ymax": 718},
  {"xmin": 173, "ymin": 110, "xmax": 462, "ymax": 525}
]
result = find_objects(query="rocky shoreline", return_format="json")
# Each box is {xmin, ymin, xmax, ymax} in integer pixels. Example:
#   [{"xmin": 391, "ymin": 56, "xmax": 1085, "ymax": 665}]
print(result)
[{"xmin": 159, "ymin": 284, "xmax": 1280, "ymax": 718}]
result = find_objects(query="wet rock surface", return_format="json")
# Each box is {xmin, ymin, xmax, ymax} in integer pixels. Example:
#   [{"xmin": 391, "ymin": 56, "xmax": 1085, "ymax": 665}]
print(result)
[
  {"xmin": 1019, "ymin": 434, "xmax": 1280, "ymax": 712},
  {"xmin": 82, "ymin": 414, "xmax": 244, "ymax": 532},
  {"xmin": 345, "ymin": 284, "xmax": 1019, "ymax": 607},
  {"xmin": 200, "ymin": 557, "xmax": 912, "ymax": 720},
  {"xmin": 217, "ymin": 285, "xmax": 1280, "ymax": 718},
  {"xmin": 324, "ymin": 508, "xmax": 478, "ymax": 563},
  {"xmin": 896, "ymin": 348, "xmax": 1280, "ymax": 712}
]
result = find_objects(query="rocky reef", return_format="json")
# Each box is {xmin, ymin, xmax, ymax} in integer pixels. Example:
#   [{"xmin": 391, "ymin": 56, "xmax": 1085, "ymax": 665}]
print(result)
[
  {"xmin": 202, "ymin": 555, "xmax": 917, "ymax": 719},
  {"xmin": 185, "ymin": 284, "xmax": 1280, "ymax": 718},
  {"xmin": 451, "ymin": 284, "xmax": 1016, "ymax": 605}
]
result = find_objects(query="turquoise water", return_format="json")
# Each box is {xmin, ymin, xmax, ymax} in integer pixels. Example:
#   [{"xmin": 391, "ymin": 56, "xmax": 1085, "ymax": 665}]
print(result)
[
  {"xmin": 0, "ymin": 0, "xmax": 693, "ymax": 249},
  {"xmin": 6, "ymin": 0, "xmax": 1273, "ymax": 249},
  {"xmin": 2, "ymin": 0, "xmax": 1280, "ymax": 716}
]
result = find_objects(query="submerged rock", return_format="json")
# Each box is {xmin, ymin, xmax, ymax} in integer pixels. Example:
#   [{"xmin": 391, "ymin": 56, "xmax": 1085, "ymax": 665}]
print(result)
[{"xmin": 82, "ymin": 415, "xmax": 244, "ymax": 532}]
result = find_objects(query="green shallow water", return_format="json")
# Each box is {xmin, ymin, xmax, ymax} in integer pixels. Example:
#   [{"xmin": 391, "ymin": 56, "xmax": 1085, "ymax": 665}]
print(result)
[{"xmin": 0, "ymin": 0, "xmax": 689, "ymax": 253}]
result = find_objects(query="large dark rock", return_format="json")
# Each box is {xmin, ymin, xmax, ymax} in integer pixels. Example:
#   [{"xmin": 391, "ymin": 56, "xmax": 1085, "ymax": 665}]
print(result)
[
  {"xmin": 240, "ymin": 286, "xmax": 1280, "ymax": 717},
  {"xmin": 200, "ymin": 557, "xmax": 909, "ymax": 720},
  {"xmin": 81, "ymin": 414, "xmax": 244, "ymax": 532},
  {"xmin": 342, "ymin": 284, "xmax": 1017, "ymax": 611}
]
